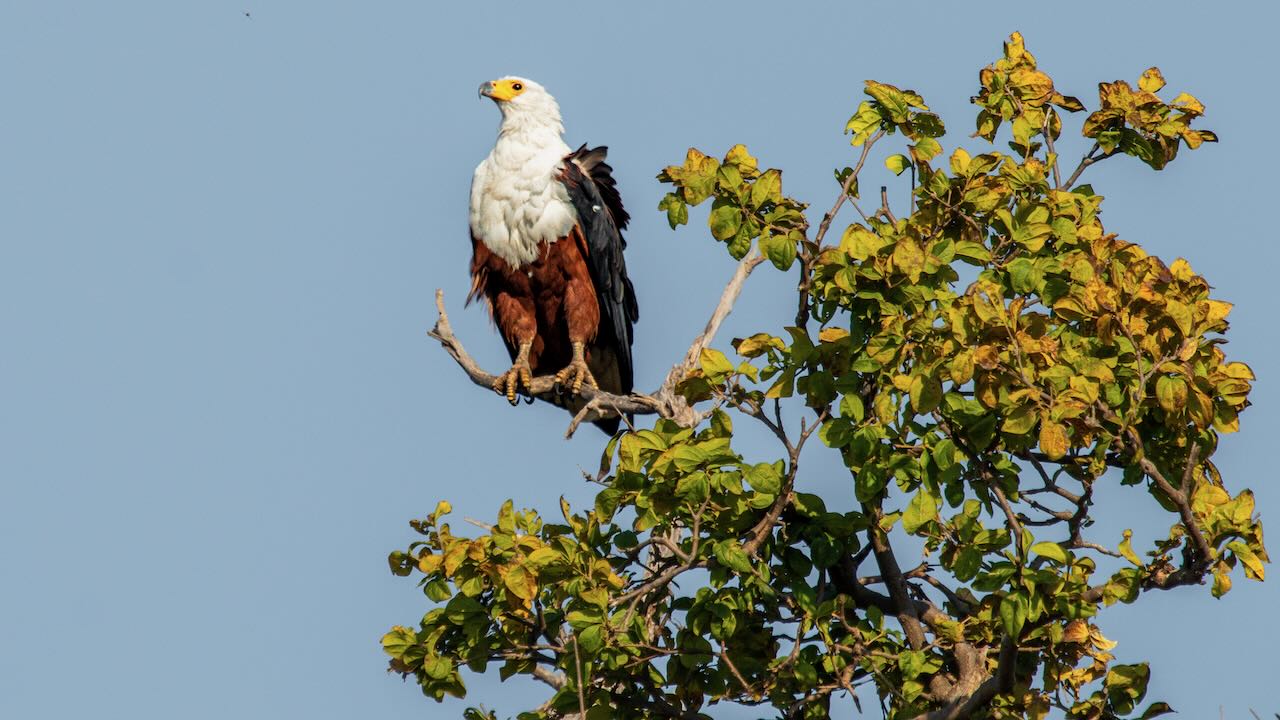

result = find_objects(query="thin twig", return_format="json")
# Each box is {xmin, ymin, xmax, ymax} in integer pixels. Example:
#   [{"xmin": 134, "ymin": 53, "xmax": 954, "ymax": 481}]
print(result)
[
  {"xmin": 879, "ymin": 186, "xmax": 897, "ymax": 224},
  {"xmin": 813, "ymin": 129, "xmax": 885, "ymax": 247},
  {"xmin": 572, "ymin": 635, "xmax": 587, "ymax": 717},
  {"xmin": 1059, "ymin": 143, "xmax": 1116, "ymax": 190}
]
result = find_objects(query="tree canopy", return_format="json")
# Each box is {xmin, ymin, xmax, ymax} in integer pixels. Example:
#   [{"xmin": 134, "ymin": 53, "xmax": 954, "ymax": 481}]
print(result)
[{"xmin": 385, "ymin": 33, "xmax": 1264, "ymax": 719}]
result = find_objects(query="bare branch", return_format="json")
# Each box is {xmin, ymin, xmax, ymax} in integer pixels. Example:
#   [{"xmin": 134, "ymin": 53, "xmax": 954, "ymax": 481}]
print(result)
[
  {"xmin": 814, "ymin": 129, "xmax": 885, "ymax": 247},
  {"xmin": 572, "ymin": 634, "xmax": 587, "ymax": 717},
  {"xmin": 655, "ymin": 244, "xmax": 762, "ymax": 404},
  {"xmin": 879, "ymin": 185, "xmax": 898, "ymax": 224},
  {"xmin": 1059, "ymin": 143, "xmax": 1117, "ymax": 190},
  {"xmin": 430, "ymin": 246, "xmax": 766, "ymax": 436},
  {"xmin": 532, "ymin": 665, "xmax": 566, "ymax": 690}
]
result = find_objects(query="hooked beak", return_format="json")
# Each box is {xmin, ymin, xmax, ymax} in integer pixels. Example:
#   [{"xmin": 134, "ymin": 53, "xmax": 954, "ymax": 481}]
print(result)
[{"xmin": 478, "ymin": 80, "xmax": 496, "ymax": 100}]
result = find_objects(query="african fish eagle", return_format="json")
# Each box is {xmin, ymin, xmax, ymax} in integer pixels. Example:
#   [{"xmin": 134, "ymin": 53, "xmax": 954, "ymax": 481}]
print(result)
[{"xmin": 468, "ymin": 77, "xmax": 639, "ymax": 433}]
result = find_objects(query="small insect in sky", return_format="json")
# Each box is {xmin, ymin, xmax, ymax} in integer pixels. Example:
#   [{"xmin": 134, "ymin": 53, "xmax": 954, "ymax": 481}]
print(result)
[{"xmin": 244, "ymin": 11, "xmax": 252, "ymax": 19}]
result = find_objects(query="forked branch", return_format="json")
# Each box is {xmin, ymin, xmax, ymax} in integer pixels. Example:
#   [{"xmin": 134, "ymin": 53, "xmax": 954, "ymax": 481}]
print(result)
[{"xmin": 429, "ymin": 246, "xmax": 766, "ymax": 437}]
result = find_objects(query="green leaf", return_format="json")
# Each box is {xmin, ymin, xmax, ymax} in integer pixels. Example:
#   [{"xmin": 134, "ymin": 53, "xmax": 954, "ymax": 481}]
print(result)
[
  {"xmin": 699, "ymin": 348, "xmax": 734, "ymax": 378},
  {"xmin": 1030, "ymin": 541, "xmax": 1068, "ymax": 564},
  {"xmin": 709, "ymin": 201, "xmax": 742, "ymax": 241},
  {"xmin": 885, "ymin": 154, "xmax": 910, "ymax": 175},
  {"xmin": 382, "ymin": 626, "xmax": 417, "ymax": 657},
  {"xmin": 744, "ymin": 462, "xmax": 783, "ymax": 495},
  {"xmin": 502, "ymin": 565, "xmax": 537, "ymax": 602},
  {"xmin": 714, "ymin": 540, "xmax": 753, "ymax": 573},
  {"xmin": 760, "ymin": 232, "xmax": 798, "ymax": 271},
  {"xmin": 657, "ymin": 193, "xmax": 688, "ymax": 228},
  {"xmin": 910, "ymin": 137, "xmax": 942, "ymax": 163},
  {"xmin": 750, "ymin": 169, "xmax": 783, "ymax": 207},
  {"xmin": 1228, "ymin": 540, "xmax": 1265, "ymax": 581},
  {"xmin": 909, "ymin": 374, "xmax": 942, "ymax": 414},
  {"xmin": 845, "ymin": 101, "xmax": 882, "ymax": 145},
  {"xmin": 840, "ymin": 393, "xmax": 865, "ymax": 422},
  {"xmin": 1001, "ymin": 404, "xmax": 1038, "ymax": 435},
  {"xmin": 999, "ymin": 591, "xmax": 1028, "ymax": 638},
  {"xmin": 902, "ymin": 487, "xmax": 939, "ymax": 533},
  {"xmin": 1155, "ymin": 375, "xmax": 1187, "ymax": 412}
]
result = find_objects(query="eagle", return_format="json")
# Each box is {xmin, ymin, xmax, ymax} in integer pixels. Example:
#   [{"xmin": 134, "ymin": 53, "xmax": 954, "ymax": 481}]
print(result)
[{"xmin": 468, "ymin": 77, "xmax": 639, "ymax": 433}]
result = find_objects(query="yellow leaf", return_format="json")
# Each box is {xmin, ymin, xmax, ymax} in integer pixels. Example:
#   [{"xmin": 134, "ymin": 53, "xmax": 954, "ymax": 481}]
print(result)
[
  {"xmin": 1010, "ymin": 68, "xmax": 1054, "ymax": 102},
  {"xmin": 735, "ymin": 333, "xmax": 784, "ymax": 358},
  {"xmin": 1200, "ymin": 299, "xmax": 1233, "ymax": 326},
  {"xmin": 1168, "ymin": 257, "xmax": 1194, "ymax": 281},
  {"xmin": 885, "ymin": 154, "xmax": 911, "ymax": 176},
  {"xmin": 950, "ymin": 147, "xmax": 972, "ymax": 175},
  {"xmin": 974, "ymin": 345, "xmax": 1001, "ymax": 370},
  {"xmin": 1172, "ymin": 92, "xmax": 1204, "ymax": 114},
  {"xmin": 1118, "ymin": 529, "xmax": 1141, "ymax": 566},
  {"xmin": 1063, "ymin": 619, "xmax": 1089, "ymax": 644},
  {"xmin": 841, "ymin": 224, "xmax": 888, "ymax": 260},
  {"xmin": 418, "ymin": 553, "xmax": 443, "ymax": 574},
  {"xmin": 442, "ymin": 543, "xmax": 467, "ymax": 577},
  {"xmin": 502, "ymin": 564, "xmax": 537, "ymax": 602},
  {"xmin": 949, "ymin": 350, "xmax": 975, "ymax": 384},
  {"xmin": 1138, "ymin": 67, "xmax": 1166, "ymax": 94},
  {"xmin": 1155, "ymin": 375, "xmax": 1188, "ymax": 412},
  {"xmin": 1039, "ymin": 418, "xmax": 1069, "ymax": 460},
  {"xmin": 819, "ymin": 327, "xmax": 850, "ymax": 343},
  {"xmin": 1221, "ymin": 362, "xmax": 1255, "ymax": 380},
  {"xmin": 699, "ymin": 348, "xmax": 734, "ymax": 376},
  {"xmin": 723, "ymin": 144, "xmax": 759, "ymax": 173},
  {"xmin": 1228, "ymin": 541, "xmax": 1265, "ymax": 581},
  {"xmin": 892, "ymin": 238, "xmax": 926, "ymax": 279}
]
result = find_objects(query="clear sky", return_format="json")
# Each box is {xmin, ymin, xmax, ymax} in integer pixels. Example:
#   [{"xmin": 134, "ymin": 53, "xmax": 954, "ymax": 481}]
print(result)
[{"xmin": 2, "ymin": 2, "xmax": 1276, "ymax": 718}]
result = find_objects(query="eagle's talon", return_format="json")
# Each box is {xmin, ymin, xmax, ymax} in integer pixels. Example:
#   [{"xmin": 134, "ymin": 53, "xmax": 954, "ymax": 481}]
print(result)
[
  {"xmin": 494, "ymin": 344, "xmax": 534, "ymax": 405},
  {"xmin": 554, "ymin": 341, "xmax": 597, "ymax": 396},
  {"xmin": 554, "ymin": 361, "xmax": 597, "ymax": 395}
]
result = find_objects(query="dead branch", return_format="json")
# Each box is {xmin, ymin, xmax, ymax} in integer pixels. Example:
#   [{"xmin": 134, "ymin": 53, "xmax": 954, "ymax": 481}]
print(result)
[{"xmin": 429, "ymin": 245, "xmax": 766, "ymax": 437}]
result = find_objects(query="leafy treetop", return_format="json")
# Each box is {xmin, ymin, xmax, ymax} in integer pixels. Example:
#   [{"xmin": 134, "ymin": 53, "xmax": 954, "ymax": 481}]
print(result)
[{"xmin": 388, "ymin": 32, "xmax": 1262, "ymax": 720}]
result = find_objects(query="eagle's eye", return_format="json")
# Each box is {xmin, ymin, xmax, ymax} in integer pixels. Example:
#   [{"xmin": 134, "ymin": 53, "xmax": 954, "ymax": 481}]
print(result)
[{"xmin": 512, "ymin": 83, "xmax": 523, "ymax": 91}]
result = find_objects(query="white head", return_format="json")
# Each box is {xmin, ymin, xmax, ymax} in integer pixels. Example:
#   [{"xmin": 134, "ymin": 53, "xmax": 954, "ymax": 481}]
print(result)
[{"xmin": 478, "ymin": 76, "xmax": 563, "ymax": 137}]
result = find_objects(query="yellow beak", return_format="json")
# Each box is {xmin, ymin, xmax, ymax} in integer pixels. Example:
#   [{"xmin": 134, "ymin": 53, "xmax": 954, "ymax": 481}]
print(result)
[{"xmin": 478, "ymin": 80, "xmax": 518, "ymax": 102}]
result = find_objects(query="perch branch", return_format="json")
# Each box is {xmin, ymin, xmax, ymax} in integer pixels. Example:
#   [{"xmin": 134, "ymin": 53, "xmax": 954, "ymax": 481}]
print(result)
[{"xmin": 428, "ymin": 244, "xmax": 767, "ymax": 436}]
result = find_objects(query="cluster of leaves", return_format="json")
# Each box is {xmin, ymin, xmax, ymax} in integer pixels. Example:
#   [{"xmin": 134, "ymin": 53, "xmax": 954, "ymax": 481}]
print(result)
[
  {"xmin": 658, "ymin": 145, "xmax": 810, "ymax": 271},
  {"xmin": 387, "ymin": 34, "xmax": 1264, "ymax": 720}
]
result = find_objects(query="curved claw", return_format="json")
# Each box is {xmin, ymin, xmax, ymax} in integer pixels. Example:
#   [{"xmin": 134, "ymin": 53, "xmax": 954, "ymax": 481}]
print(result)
[
  {"xmin": 493, "ymin": 355, "xmax": 534, "ymax": 405},
  {"xmin": 554, "ymin": 358, "xmax": 597, "ymax": 396}
]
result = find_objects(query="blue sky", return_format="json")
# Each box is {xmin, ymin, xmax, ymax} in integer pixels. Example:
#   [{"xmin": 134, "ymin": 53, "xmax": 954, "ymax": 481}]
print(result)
[{"xmin": 2, "ymin": 2, "xmax": 1276, "ymax": 718}]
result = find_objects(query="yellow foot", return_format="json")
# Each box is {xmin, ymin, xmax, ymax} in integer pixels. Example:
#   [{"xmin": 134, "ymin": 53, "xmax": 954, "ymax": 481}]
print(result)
[
  {"xmin": 554, "ymin": 358, "xmax": 597, "ymax": 396},
  {"xmin": 493, "ymin": 357, "xmax": 533, "ymax": 405}
]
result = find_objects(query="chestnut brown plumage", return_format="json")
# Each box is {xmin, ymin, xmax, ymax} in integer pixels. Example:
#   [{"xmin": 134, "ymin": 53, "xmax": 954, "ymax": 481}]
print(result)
[{"xmin": 467, "ymin": 77, "xmax": 638, "ymax": 433}]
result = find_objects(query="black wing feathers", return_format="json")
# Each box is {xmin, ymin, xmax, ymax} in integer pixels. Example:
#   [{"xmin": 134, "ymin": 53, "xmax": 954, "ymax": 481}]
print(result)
[{"xmin": 562, "ymin": 145, "xmax": 639, "ymax": 401}]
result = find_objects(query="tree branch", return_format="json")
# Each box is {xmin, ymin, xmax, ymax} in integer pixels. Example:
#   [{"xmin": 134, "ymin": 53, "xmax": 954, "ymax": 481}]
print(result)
[{"xmin": 428, "ymin": 246, "xmax": 766, "ymax": 437}]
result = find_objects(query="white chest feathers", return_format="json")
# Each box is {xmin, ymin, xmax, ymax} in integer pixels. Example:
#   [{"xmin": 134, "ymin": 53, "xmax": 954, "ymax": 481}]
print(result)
[{"xmin": 470, "ymin": 137, "xmax": 579, "ymax": 268}]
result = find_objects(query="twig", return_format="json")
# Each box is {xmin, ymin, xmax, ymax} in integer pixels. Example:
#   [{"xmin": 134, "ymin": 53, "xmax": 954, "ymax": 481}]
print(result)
[
  {"xmin": 532, "ymin": 665, "xmax": 566, "ymax": 690},
  {"xmin": 572, "ymin": 634, "xmax": 587, "ymax": 717},
  {"xmin": 991, "ymin": 485, "xmax": 1026, "ymax": 562},
  {"xmin": 813, "ymin": 129, "xmax": 885, "ymax": 247},
  {"xmin": 720, "ymin": 644, "xmax": 757, "ymax": 699},
  {"xmin": 1059, "ymin": 143, "xmax": 1116, "ymax": 190},
  {"xmin": 1042, "ymin": 111, "xmax": 1062, "ymax": 188},
  {"xmin": 879, "ymin": 186, "xmax": 897, "ymax": 224}
]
